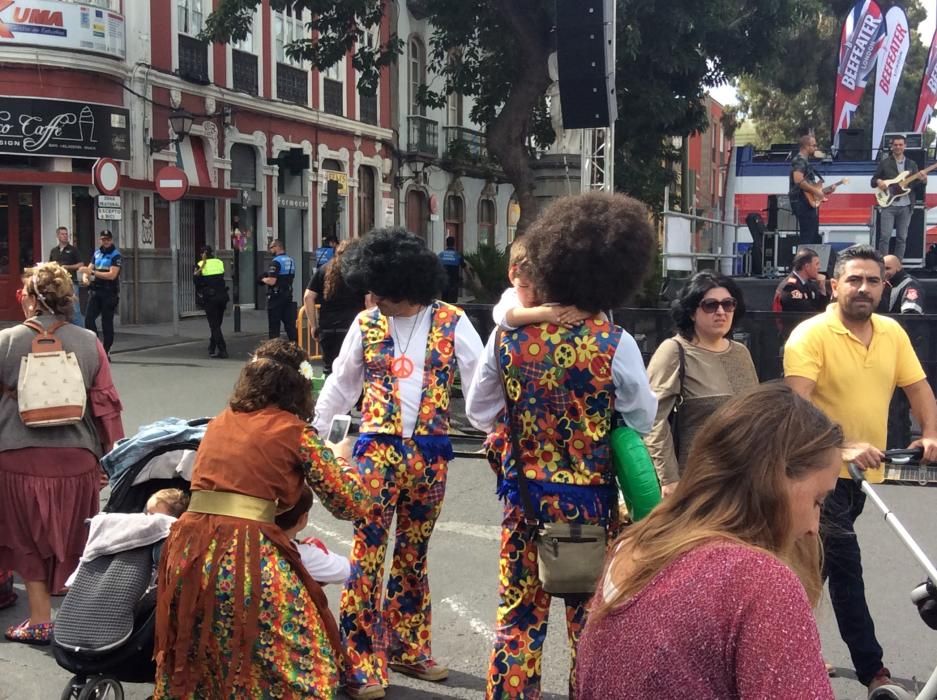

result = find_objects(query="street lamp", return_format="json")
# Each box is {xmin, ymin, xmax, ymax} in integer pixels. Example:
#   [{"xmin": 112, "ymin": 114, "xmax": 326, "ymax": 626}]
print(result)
[{"xmin": 149, "ymin": 108, "xmax": 194, "ymax": 153}]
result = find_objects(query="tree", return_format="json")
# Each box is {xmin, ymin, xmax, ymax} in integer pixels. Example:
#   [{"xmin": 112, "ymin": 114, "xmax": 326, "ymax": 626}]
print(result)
[{"xmin": 737, "ymin": 0, "xmax": 929, "ymax": 149}]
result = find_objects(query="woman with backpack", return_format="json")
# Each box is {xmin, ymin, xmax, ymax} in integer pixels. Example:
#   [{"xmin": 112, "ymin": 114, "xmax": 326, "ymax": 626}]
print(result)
[{"xmin": 0, "ymin": 262, "xmax": 124, "ymax": 645}]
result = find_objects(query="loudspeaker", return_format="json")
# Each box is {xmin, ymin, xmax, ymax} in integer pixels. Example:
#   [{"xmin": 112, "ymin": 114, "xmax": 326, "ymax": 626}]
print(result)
[
  {"xmin": 745, "ymin": 212, "xmax": 765, "ymax": 276},
  {"xmin": 767, "ymin": 195, "xmax": 778, "ymax": 231},
  {"xmin": 555, "ymin": 0, "xmax": 616, "ymax": 129},
  {"xmin": 837, "ymin": 128, "xmax": 869, "ymax": 161},
  {"xmin": 873, "ymin": 206, "xmax": 925, "ymax": 261}
]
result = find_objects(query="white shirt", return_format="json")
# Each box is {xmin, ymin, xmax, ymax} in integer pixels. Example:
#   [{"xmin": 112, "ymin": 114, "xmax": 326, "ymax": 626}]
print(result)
[
  {"xmin": 465, "ymin": 326, "xmax": 657, "ymax": 435},
  {"xmin": 313, "ymin": 306, "xmax": 483, "ymax": 436},
  {"xmin": 297, "ymin": 539, "xmax": 350, "ymax": 584},
  {"xmin": 492, "ymin": 287, "xmax": 519, "ymax": 330}
]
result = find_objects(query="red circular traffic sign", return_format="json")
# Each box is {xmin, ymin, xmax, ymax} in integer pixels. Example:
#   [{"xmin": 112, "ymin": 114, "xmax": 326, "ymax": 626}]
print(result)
[
  {"xmin": 156, "ymin": 165, "xmax": 189, "ymax": 202},
  {"xmin": 92, "ymin": 158, "xmax": 120, "ymax": 195}
]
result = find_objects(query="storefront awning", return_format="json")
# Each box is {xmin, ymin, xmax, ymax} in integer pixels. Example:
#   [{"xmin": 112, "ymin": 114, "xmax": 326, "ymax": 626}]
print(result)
[{"xmin": 178, "ymin": 137, "xmax": 213, "ymax": 189}]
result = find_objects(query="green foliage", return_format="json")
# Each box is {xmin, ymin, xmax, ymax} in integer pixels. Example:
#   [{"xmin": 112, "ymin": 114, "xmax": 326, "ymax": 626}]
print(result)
[
  {"xmin": 463, "ymin": 244, "xmax": 509, "ymax": 304},
  {"xmin": 737, "ymin": 0, "xmax": 929, "ymax": 149}
]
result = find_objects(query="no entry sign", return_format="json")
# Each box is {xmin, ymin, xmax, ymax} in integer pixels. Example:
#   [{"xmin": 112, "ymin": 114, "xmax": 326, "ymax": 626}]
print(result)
[{"xmin": 156, "ymin": 166, "xmax": 189, "ymax": 202}]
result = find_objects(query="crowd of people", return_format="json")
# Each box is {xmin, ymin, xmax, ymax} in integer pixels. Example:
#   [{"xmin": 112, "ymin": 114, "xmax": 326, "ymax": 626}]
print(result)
[{"xmin": 1, "ymin": 189, "xmax": 934, "ymax": 700}]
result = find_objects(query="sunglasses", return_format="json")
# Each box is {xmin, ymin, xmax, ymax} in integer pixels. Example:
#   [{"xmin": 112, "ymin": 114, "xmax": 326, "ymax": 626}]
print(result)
[{"xmin": 698, "ymin": 298, "xmax": 737, "ymax": 314}]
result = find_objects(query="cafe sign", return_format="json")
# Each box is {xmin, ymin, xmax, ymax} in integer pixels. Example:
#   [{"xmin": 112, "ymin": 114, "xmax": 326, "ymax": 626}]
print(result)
[
  {"xmin": 0, "ymin": 0, "xmax": 126, "ymax": 59},
  {"xmin": 0, "ymin": 97, "xmax": 130, "ymax": 160}
]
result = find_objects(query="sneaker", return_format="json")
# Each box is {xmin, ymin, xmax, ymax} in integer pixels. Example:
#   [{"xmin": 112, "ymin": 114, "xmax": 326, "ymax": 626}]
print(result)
[
  {"xmin": 4, "ymin": 619, "xmax": 53, "ymax": 645},
  {"xmin": 868, "ymin": 667, "xmax": 905, "ymax": 698},
  {"xmin": 389, "ymin": 659, "xmax": 449, "ymax": 682},
  {"xmin": 344, "ymin": 682, "xmax": 385, "ymax": 699}
]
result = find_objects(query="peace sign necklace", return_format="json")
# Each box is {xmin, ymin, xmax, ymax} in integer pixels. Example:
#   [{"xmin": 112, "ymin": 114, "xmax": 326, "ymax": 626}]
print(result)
[{"xmin": 390, "ymin": 306, "xmax": 426, "ymax": 379}]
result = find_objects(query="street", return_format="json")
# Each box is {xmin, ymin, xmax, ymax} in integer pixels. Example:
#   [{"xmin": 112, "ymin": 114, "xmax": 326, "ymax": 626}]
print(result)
[{"xmin": 2, "ymin": 332, "xmax": 937, "ymax": 699}]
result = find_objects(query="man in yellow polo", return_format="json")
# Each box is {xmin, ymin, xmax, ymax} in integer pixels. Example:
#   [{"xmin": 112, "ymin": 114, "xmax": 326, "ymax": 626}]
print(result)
[{"xmin": 784, "ymin": 244, "xmax": 937, "ymax": 694}]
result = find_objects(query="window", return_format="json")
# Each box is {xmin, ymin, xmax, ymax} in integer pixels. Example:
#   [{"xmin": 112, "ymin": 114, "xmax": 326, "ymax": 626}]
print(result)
[
  {"xmin": 323, "ymin": 57, "xmax": 345, "ymax": 116},
  {"xmin": 409, "ymin": 38, "xmax": 426, "ymax": 116},
  {"xmin": 406, "ymin": 189, "xmax": 428, "ymax": 241},
  {"xmin": 234, "ymin": 12, "xmax": 255, "ymax": 52},
  {"xmin": 358, "ymin": 167, "xmax": 376, "ymax": 236},
  {"xmin": 447, "ymin": 92, "xmax": 462, "ymax": 127},
  {"xmin": 478, "ymin": 198, "xmax": 496, "ymax": 247},
  {"xmin": 506, "ymin": 197, "xmax": 520, "ymax": 243},
  {"xmin": 275, "ymin": 9, "xmax": 305, "ymax": 67},
  {"xmin": 177, "ymin": 0, "xmax": 203, "ymax": 36},
  {"xmin": 444, "ymin": 194, "xmax": 463, "ymax": 249}
]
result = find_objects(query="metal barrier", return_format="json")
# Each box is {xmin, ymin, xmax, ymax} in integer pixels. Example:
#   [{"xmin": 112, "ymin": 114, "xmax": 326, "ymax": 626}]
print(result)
[{"xmin": 295, "ymin": 304, "xmax": 323, "ymax": 361}]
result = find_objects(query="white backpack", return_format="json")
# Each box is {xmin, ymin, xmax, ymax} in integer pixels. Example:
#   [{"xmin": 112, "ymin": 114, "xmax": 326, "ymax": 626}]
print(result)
[{"xmin": 17, "ymin": 320, "xmax": 87, "ymax": 428}]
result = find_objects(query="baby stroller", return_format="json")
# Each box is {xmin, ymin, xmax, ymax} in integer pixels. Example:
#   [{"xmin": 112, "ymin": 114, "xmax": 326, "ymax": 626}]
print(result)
[
  {"xmin": 53, "ymin": 417, "xmax": 208, "ymax": 700},
  {"xmin": 851, "ymin": 449, "xmax": 937, "ymax": 700}
]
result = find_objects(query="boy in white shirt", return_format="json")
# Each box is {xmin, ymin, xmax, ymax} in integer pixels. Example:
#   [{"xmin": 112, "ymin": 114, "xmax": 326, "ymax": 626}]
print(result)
[{"xmin": 275, "ymin": 485, "xmax": 350, "ymax": 585}]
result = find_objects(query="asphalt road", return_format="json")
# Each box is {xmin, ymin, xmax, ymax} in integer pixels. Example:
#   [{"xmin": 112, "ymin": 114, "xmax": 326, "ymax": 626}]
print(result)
[{"xmin": 2, "ymin": 335, "xmax": 937, "ymax": 699}]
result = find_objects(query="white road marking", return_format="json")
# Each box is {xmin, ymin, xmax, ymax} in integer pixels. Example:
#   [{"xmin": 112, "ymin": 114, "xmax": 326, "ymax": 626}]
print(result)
[
  {"xmin": 435, "ymin": 521, "xmax": 501, "ymax": 541},
  {"xmin": 441, "ymin": 595, "xmax": 496, "ymax": 642},
  {"xmin": 307, "ymin": 522, "xmax": 353, "ymax": 548}
]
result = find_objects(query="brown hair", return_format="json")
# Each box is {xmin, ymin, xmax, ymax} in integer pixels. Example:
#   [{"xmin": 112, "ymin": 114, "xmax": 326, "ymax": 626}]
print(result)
[
  {"xmin": 508, "ymin": 237, "xmax": 529, "ymax": 268},
  {"xmin": 275, "ymin": 484, "xmax": 314, "ymax": 531},
  {"xmin": 22, "ymin": 263, "xmax": 75, "ymax": 319},
  {"xmin": 323, "ymin": 240, "xmax": 352, "ymax": 301},
  {"xmin": 592, "ymin": 382, "xmax": 843, "ymax": 620},
  {"xmin": 229, "ymin": 339, "xmax": 314, "ymax": 420},
  {"xmin": 145, "ymin": 488, "xmax": 190, "ymax": 517}
]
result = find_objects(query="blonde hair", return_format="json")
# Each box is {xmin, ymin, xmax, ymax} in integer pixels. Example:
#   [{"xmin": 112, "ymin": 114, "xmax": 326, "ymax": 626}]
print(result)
[
  {"xmin": 23, "ymin": 263, "xmax": 74, "ymax": 318},
  {"xmin": 508, "ymin": 237, "xmax": 528, "ymax": 268},
  {"xmin": 146, "ymin": 488, "xmax": 190, "ymax": 517},
  {"xmin": 592, "ymin": 382, "xmax": 843, "ymax": 621}
]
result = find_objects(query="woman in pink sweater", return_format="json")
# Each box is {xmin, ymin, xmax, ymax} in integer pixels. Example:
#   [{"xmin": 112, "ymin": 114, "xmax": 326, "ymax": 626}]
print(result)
[{"xmin": 577, "ymin": 382, "xmax": 841, "ymax": 699}]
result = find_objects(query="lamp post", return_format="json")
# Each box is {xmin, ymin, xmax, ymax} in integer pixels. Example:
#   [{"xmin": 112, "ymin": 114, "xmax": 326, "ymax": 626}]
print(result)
[{"xmin": 149, "ymin": 109, "xmax": 194, "ymax": 153}]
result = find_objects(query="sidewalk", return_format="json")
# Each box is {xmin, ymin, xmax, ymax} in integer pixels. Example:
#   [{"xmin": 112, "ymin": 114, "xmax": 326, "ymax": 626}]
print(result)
[{"xmin": 0, "ymin": 309, "xmax": 271, "ymax": 354}]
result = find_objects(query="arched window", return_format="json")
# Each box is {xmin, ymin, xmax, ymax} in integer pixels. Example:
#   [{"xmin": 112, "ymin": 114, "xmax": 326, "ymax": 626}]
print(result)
[
  {"xmin": 409, "ymin": 38, "xmax": 426, "ymax": 116},
  {"xmin": 357, "ymin": 166, "xmax": 375, "ymax": 237},
  {"xmin": 406, "ymin": 189, "xmax": 428, "ymax": 241},
  {"xmin": 478, "ymin": 197, "xmax": 496, "ymax": 247},
  {"xmin": 506, "ymin": 195, "xmax": 521, "ymax": 243},
  {"xmin": 444, "ymin": 193, "xmax": 464, "ymax": 250}
]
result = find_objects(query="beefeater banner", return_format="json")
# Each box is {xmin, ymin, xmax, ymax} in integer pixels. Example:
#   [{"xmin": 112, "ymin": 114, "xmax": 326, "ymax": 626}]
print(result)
[
  {"xmin": 833, "ymin": 0, "xmax": 885, "ymax": 150},
  {"xmin": 872, "ymin": 6, "xmax": 909, "ymax": 158},
  {"xmin": 913, "ymin": 24, "xmax": 937, "ymax": 133}
]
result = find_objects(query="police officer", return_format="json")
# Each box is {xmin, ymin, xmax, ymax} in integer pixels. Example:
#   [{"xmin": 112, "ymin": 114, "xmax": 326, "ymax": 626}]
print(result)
[
  {"xmin": 772, "ymin": 247, "xmax": 828, "ymax": 313},
  {"xmin": 879, "ymin": 254, "xmax": 926, "ymax": 449},
  {"xmin": 879, "ymin": 254, "xmax": 925, "ymax": 314},
  {"xmin": 260, "ymin": 238, "xmax": 298, "ymax": 341},
  {"xmin": 438, "ymin": 235, "xmax": 464, "ymax": 303},
  {"xmin": 81, "ymin": 229, "xmax": 121, "ymax": 356},
  {"xmin": 314, "ymin": 235, "xmax": 337, "ymax": 269},
  {"xmin": 194, "ymin": 245, "xmax": 229, "ymax": 358}
]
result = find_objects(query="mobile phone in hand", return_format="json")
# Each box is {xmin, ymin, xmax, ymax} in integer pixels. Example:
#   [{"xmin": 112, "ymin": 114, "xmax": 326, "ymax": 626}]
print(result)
[{"xmin": 327, "ymin": 414, "xmax": 352, "ymax": 444}]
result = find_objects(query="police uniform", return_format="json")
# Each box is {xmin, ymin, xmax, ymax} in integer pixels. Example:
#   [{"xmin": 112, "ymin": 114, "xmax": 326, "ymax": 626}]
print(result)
[
  {"xmin": 438, "ymin": 247, "xmax": 462, "ymax": 303},
  {"xmin": 772, "ymin": 272, "xmax": 828, "ymax": 313},
  {"xmin": 314, "ymin": 244, "xmax": 335, "ymax": 269},
  {"xmin": 194, "ymin": 256, "xmax": 229, "ymax": 357},
  {"xmin": 262, "ymin": 252, "xmax": 297, "ymax": 341},
  {"xmin": 879, "ymin": 269, "xmax": 925, "ymax": 449},
  {"xmin": 85, "ymin": 243, "xmax": 121, "ymax": 353}
]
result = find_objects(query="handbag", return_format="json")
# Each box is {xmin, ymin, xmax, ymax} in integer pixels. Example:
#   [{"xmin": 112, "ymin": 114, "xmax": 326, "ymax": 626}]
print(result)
[
  {"xmin": 496, "ymin": 330, "xmax": 609, "ymax": 597},
  {"xmin": 668, "ymin": 338, "xmax": 687, "ymax": 459},
  {"xmin": 17, "ymin": 319, "xmax": 87, "ymax": 428}
]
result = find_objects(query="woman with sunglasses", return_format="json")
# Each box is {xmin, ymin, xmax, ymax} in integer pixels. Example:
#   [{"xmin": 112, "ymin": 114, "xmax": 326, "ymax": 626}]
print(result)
[{"xmin": 644, "ymin": 271, "xmax": 758, "ymax": 497}]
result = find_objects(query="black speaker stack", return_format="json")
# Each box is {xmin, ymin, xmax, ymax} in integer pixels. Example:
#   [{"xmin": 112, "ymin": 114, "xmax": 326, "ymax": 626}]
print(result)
[{"xmin": 555, "ymin": 0, "xmax": 617, "ymax": 129}]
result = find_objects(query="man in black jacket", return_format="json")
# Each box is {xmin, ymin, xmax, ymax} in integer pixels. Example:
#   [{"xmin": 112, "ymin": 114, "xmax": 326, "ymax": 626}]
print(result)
[{"xmin": 871, "ymin": 135, "xmax": 925, "ymax": 260}]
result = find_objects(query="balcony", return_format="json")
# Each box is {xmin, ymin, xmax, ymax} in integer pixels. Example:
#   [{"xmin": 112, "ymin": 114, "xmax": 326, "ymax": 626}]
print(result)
[
  {"xmin": 443, "ymin": 126, "xmax": 487, "ymax": 163},
  {"xmin": 178, "ymin": 35, "xmax": 209, "ymax": 84},
  {"xmin": 277, "ymin": 63, "xmax": 308, "ymax": 105},
  {"xmin": 232, "ymin": 49, "xmax": 258, "ymax": 95},
  {"xmin": 360, "ymin": 92, "xmax": 378, "ymax": 126},
  {"xmin": 323, "ymin": 78, "xmax": 343, "ymax": 117},
  {"xmin": 407, "ymin": 115, "xmax": 438, "ymax": 157}
]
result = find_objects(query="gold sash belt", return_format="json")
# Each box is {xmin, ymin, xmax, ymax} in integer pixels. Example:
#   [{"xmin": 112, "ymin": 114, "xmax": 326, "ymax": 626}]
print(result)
[{"xmin": 188, "ymin": 490, "xmax": 276, "ymax": 523}]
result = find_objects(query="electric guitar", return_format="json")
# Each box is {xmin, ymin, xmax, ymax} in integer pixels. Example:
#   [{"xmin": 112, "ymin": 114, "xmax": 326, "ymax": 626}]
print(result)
[
  {"xmin": 875, "ymin": 164, "xmax": 937, "ymax": 207},
  {"xmin": 805, "ymin": 178, "xmax": 848, "ymax": 209}
]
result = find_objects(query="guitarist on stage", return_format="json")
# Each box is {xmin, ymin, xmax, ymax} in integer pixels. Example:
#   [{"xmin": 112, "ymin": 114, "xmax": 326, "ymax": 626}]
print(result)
[
  {"xmin": 871, "ymin": 135, "xmax": 925, "ymax": 260},
  {"xmin": 789, "ymin": 134, "xmax": 837, "ymax": 245}
]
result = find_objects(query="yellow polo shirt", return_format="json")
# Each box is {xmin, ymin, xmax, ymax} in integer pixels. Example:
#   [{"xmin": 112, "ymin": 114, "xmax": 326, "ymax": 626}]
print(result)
[{"xmin": 784, "ymin": 306, "xmax": 926, "ymax": 483}]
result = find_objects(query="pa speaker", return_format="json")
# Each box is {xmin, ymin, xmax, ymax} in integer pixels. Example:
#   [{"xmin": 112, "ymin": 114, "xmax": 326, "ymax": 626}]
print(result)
[
  {"xmin": 556, "ymin": 0, "xmax": 616, "ymax": 129},
  {"xmin": 837, "ymin": 128, "xmax": 869, "ymax": 161},
  {"xmin": 874, "ymin": 206, "xmax": 925, "ymax": 261},
  {"xmin": 745, "ymin": 212, "xmax": 765, "ymax": 276}
]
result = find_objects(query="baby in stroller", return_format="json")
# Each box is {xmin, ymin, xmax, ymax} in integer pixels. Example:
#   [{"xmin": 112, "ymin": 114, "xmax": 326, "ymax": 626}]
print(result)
[{"xmin": 54, "ymin": 418, "xmax": 204, "ymax": 700}]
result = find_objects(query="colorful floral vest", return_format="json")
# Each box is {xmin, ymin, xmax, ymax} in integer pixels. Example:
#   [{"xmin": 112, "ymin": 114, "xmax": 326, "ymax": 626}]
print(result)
[
  {"xmin": 358, "ymin": 301, "xmax": 462, "ymax": 437},
  {"xmin": 489, "ymin": 318, "xmax": 622, "ymax": 489}
]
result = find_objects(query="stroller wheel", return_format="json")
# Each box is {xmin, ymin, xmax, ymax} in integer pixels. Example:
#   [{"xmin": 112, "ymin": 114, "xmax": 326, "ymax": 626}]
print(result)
[
  {"xmin": 59, "ymin": 677, "xmax": 83, "ymax": 700},
  {"xmin": 76, "ymin": 676, "xmax": 124, "ymax": 700}
]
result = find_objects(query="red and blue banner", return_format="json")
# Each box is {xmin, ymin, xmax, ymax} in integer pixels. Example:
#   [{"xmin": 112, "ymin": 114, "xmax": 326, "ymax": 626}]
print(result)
[
  {"xmin": 914, "ymin": 24, "xmax": 937, "ymax": 133},
  {"xmin": 832, "ymin": 0, "xmax": 886, "ymax": 149}
]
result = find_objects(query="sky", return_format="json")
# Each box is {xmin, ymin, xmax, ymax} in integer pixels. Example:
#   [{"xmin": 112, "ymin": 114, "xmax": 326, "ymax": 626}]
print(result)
[{"xmin": 709, "ymin": 5, "xmax": 937, "ymax": 107}]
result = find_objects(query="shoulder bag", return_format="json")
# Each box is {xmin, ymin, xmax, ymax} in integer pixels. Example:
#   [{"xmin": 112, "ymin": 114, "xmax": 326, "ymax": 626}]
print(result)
[{"xmin": 668, "ymin": 337, "xmax": 687, "ymax": 458}]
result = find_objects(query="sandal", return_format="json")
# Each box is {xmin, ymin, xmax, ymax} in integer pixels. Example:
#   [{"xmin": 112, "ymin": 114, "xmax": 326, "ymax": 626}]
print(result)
[{"xmin": 4, "ymin": 619, "xmax": 53, "ymax": 645}]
